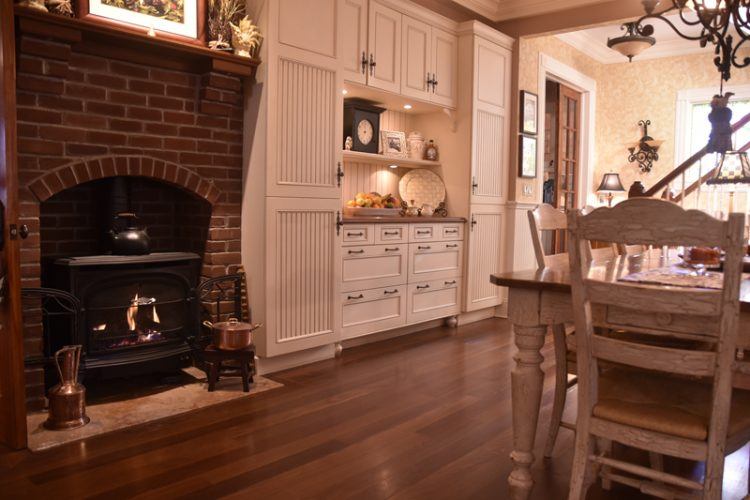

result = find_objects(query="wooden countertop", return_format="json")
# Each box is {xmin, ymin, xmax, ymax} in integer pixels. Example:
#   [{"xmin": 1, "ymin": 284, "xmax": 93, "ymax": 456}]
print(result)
[{"xmin": 342, "ymin": 217, "xmax": 467, "ymax": 224}]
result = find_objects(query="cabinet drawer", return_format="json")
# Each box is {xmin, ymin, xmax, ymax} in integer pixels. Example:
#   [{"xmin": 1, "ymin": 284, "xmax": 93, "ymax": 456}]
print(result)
[
  {"xmin": 406, "ymin": 278, "xmax": 461, "ymax": 324},
  {"xmin": 342, "ymin": 225, "xmax": 374, "ymax": 246},
  {"xmin": 439, "ymin": 223, "xmax": 463, "ymax": 241},
  {"xmin": 341, "ymin": 285, "xmax": 407, "ymax": 339},
  {"xmin": 342, "ymin": 244, "xmax": 407, "ymax": 292},
  {"xmin": 375, "ymin": 224, "xmax": 408, "ymax": 244},
  {"xmin": 409, "ymin": 223, "xmax": 437, "ymax": 242},
  {"xmin": 408, "ymin": 241, "xmax": 463, "ymax": 282}
]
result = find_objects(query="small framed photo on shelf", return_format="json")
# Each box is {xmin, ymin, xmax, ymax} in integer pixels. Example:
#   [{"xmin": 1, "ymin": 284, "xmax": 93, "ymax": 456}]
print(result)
[
  {"xmin": 379, "ymin": 130, "xmax": 407, "ymax": 158},
  {"xmin": 519, "ymin": 134, "xmax": 538, "ymax": 178},
  {"xmin": 76, "ymin": 0, "xmax": 205, "ymax": 43},
  {"xmin": 520, "ymin": 90, "xmax": 538, "ymax": 135}
]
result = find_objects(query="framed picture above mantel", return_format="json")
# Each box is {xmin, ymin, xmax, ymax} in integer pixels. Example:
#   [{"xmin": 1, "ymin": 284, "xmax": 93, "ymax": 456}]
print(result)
[{"xmin": 76, "ymin": 0, "xmax": 206, "ymax": 44}]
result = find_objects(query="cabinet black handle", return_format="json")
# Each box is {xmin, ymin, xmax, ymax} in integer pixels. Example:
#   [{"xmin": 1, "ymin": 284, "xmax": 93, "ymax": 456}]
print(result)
[
  {"xmin": 444, "ymin": 280, "xmax": 457, "ymax": 286},
  {"xmin": 417, "ymin": 245, "xmax": 431, "ymax": 250},
  {"xmin": 361, "ymin": 51, "xmax": 368, "ymax": 74},
  {"xmin": 416, "ymin": 285, "xmax": 430, "ymax": 290},
  {"xmin": 336, "ymin": 162, "xmax": 344, "ymax": 187},
  {"xmin": 446, "ymin": 244, "xmax": 458, "ymax": 248},
  {"xmin": 432, "ymin": 73, "xmax": 438, "ymax": 91},
  {"xmin": 347, "ymin": 294, "xmax": 364, "ymax": 300},
  {"xmin": 384, "ymin": 247, "xmax": 399, "ymax": 252},
  {"xmin": 383, "ymin": 289, "xmax": 398, "ymax": 295},
  {"xmin": 445, "ymin": 229, "xmax": 458, "ymax": 234},
  {"xmin": 416, "ymin": 230, "xmax": 430, "ymax": 235},
  {"xmin": 369, "ymin": 53, "xmax": 376, "ymax": 76},
  {"xmin": 348, "ymin": 249, "xmax": 365, "ymax": 254},
  {"xmin": 384, "ymin": 231, "xmax": 399, "ymax": 235},
  {"xmin": 472, "ymin": 176, "xmax": 478, "ymax": 193},
  {"xmin": 347, "ymin": 232, "xmax": 363, "ymax": 237}
]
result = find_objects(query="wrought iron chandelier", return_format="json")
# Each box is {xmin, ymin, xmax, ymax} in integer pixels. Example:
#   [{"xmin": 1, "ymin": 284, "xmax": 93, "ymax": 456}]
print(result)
[{"xmin": 628, "ymin": 1, "xmax": 750, "ymax": 81}]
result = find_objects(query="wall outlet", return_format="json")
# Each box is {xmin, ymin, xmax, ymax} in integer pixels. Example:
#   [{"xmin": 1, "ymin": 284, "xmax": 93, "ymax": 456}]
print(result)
[{"xmin": 522, "ymin": 184, "xmax": 533, "ymax": 197}]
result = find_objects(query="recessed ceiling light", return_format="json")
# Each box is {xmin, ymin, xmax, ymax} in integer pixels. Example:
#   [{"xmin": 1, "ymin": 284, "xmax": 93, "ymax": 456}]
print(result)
[
  {"xmin": 342, "ymin": 89, "xmax": 348, "ymax": 95},
  {"xmin": 388, "ymin": 164, "xmax": 398, "ymax": 169},
  {"xmin": 403, "ymin": 104, "xmax": 412, "ymax": 110}
]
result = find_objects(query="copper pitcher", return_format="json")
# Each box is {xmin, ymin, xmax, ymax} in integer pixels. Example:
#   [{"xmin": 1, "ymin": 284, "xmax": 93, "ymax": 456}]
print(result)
[{"xmin": 44, "ymin": 345, "xmax": 90, "ymax": 430}]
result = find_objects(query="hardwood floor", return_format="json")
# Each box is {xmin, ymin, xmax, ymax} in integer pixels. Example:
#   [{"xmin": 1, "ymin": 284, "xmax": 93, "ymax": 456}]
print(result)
[{"xmin": 1, "ymin": 318, "xmax": 748, "ymax": 499}]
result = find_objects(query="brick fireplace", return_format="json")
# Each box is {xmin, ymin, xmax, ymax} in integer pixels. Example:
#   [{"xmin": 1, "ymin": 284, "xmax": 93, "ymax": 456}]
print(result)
[{"xmin": 16, "ymin": 28, "xmax": 247, "ymax": 410}]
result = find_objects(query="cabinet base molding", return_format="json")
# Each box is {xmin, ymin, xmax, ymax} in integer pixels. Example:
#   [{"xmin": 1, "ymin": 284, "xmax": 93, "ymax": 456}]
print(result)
[
  {"xmin": 457, "ymin": 307, "xmax": 498, "ymax": 326},
  {"xmin": 342, "ymin": 317, "xmax": 446, "ymax": 349},
  {"xmin": 256, "ymin": 344, "xmax": 336, "ymax": 376}
]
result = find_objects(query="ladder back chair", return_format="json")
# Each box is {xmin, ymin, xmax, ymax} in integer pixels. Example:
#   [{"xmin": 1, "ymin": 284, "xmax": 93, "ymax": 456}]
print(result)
[
  {"xmin": 567, "ymin": 198, "xmax": 750, "ymax": 500},
  {"xmin": 527, "ymin": 203, "xmax": 618, "ymax": 458}
]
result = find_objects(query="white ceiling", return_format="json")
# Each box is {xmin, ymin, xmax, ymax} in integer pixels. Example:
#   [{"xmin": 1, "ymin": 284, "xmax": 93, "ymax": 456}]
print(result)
[
  {"xmin": 449, "ymin": 0, "xmax": 610, "ymax": 22},
  {"xmin": 556, "ymin": 14, "xmax": 714, "ymax": 64}
]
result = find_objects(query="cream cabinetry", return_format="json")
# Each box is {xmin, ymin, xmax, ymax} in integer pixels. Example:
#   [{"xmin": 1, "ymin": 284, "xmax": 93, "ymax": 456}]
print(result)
[
  {"xmin": 338, "ymin": 0, "xmax": 457, "ymax": 108},
  {"xmin": 465, "ymin": 205, "xmax": 505, "ymax": 311},
  {"xmin": 340, "ymin": 221, "xmax": 463, "ymax": 340}
]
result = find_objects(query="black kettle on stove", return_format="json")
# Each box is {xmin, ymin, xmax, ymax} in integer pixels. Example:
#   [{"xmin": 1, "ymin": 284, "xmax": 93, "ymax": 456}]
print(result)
[{"xmin": 108, "ymin": 212, "xmax": 150, "ymax": 255}]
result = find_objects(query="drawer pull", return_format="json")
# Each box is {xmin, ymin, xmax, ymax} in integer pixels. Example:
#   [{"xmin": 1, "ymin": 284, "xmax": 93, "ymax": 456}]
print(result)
[
  {"xmin": 446, "ymin": 244, "xmax": 459, "ymax": 248},
  {"xmin": 384, "ymin": 247, "xmax": 399, "ymax": 252},
  {"xmin": 347, "ymin": 294, "xmax": 364, "ymax": 300},
  {"xmin": 348, "ymin": 249, "xmax": 365, "ymax": 254},
  {"xmin": 444, "ymin": 280, "xmax": 457, "ymax": 286},
  {"xmin": 347, "ymin": 231, "xmax": 364, "ymax": 237},
  {"xmin": 383, "ymin": 289, "xmax": 399, "ymax": 295},
  {"xmin": 416, "ymin": 230, "xmax": 431, "ymax": 235},
  {"xmin": 384, "ymin": 231, "xmax": 399, "ymax": 235},
  {"xmin": 445, "ymin": 229, "xmax": 458, "ymax": 234},
  {"xmin": 417, "ymin": 245, "xmax": 431, "ymax": 250},
  {"xmin": 416, "ymin": 284, "xmax": 430, "ymax": 290}
]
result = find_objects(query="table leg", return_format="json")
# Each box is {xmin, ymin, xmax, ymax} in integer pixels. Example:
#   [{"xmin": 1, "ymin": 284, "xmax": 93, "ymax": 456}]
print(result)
[{"xmin": 508, "ymin": 324, "xmax": 547, "ymax": 500}]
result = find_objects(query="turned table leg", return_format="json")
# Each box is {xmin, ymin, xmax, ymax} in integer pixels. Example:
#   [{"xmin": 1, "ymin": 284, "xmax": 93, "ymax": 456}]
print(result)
[{"xmin": 508, "ymin": 324, "xmax": 546, "ymax": 499}]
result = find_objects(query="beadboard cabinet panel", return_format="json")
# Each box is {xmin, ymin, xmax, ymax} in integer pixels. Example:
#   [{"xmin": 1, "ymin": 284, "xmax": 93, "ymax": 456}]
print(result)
[
  {"xmin": 400, "ymin": 16, "xmax": 432, "ymax": 102},
  {"xmin": 263, "ymin": 198, "xmax": 341, "ymax": 357},
  {"xmin": 430, "ymin": 27, "xmax": 457, "ymax": 108},
  {"xmin": 278, "ymin": 0, "xmax": 337, "ymax": 59},
  {"xmin": 465, "ymin": 207, "xmax": 504, "ymax": 311},
  {"xmin": 367, "ymin": 1, "xmax": 401, "ymax": 94},
  {"xmin": 268, "ymin": 55, "xmax": 342, "ymax": 199},
  {"xmin": 339, "ymin": 0, "xmax": 368, "ymax": 84},
  {"xmin": 471, "ymin": 107, "xmax": 506, "ymax": 204}
]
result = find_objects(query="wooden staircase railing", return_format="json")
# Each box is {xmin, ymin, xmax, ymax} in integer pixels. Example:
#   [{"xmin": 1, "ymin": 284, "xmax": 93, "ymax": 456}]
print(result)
[
  {"xmin": 672, "ymin": 139, "xmax": 750, "ymax": 203},
  {"xmin": 637, "ymin": 111, "xmax": 750, "ymax": 199}
]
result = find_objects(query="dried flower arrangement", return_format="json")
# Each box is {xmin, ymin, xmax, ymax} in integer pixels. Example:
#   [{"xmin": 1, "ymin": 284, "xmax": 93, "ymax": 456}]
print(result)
[
  {"xmin": 230, "ymin": 16, "xmax": 262, "ymax": 58},
  {"xmin": 207, "ymin": 0, "xmax": 245, "ymax": 51}
]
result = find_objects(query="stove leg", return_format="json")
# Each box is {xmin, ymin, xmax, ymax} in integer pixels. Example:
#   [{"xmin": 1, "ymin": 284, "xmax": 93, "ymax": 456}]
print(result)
[
  {"xmin": 241, "ymin": 362, "xmax": 250, "ymax": 392},
  {"xmin": 207, "ymin": 362, "xmax": 218, "ymax": 392}
]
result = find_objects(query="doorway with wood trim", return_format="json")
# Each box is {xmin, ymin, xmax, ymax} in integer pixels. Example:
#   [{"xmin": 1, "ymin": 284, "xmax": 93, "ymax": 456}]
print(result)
[{"xmin": 542, "ymin": 79, "xmax": 582, "ymax": 253}]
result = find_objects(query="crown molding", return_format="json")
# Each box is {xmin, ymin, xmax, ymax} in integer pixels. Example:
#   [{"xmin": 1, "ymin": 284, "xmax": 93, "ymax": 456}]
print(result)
[{"xmin": 556, "ymin": 29, "xmax": 712, "ymax": 64}]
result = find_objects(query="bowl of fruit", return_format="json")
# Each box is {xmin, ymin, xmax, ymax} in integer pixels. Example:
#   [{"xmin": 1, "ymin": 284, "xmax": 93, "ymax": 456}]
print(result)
[{"xmin": 344, "ymin": 192, "xmax": 401, "ymax": 217}]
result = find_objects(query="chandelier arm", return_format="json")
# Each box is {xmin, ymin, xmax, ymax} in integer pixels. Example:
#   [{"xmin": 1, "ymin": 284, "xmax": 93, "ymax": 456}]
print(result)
[
  {"xmin": 731, "ymin": 37, "xmax": 750, "ymax": 69},
  {"xmin": 636, "ymin": 14, "xmax": 707, "ymax": 41}
]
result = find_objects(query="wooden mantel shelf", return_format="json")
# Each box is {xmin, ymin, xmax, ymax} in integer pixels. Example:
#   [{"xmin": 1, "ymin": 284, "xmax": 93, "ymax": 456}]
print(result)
[{"xmin": 14, "ymin": 6, "xmax": 260, "ymax": 78}]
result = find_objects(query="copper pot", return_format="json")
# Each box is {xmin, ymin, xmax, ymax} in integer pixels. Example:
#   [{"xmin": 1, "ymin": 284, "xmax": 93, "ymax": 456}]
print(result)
[{"xmin": 203, "ymin": 318, "xmax": 261, "ymax": 350}]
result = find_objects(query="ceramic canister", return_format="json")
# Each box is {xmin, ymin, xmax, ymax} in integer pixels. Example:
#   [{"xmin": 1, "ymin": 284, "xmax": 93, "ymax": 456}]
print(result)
[{"xmin": 407, "ymin": 131, "xmax": 425, "ymax": 160}]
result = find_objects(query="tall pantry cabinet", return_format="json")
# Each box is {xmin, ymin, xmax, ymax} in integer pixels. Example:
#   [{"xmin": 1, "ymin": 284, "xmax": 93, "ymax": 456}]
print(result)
[{"xmin": 247, "ymin": 0, "xmax": 343, "ymax": 358}]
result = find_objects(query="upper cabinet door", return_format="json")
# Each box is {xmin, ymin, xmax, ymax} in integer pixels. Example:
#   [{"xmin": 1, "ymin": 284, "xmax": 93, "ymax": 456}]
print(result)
[
  {"xmin": 278, "ymin": 0, "xmax": 337, "ymax": 60},
  {"xmin": 400, "ymin": 16, "xmax": 432, "ymax": 102},
  {"xmin": 474, "ymin": 36, "xmax": 509, "ymax": 111},
  {"xmin": 367, "ymin": 1, "xmax": 401, "ymax": 94},
  {"xmin": 268, "ymin": 54, "xmax": 343, "ymax": 199},
  {"xmin": 339, "ymin": 0, "xmax": 368, "ymax": 84},
  {"xmin": 430, "ymin": 28, "xmax": 457, "ymax": 108}
]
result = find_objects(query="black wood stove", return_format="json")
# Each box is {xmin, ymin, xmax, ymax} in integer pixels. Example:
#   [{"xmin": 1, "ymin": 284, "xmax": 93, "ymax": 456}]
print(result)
[{"xmin": 49, "ymin": 252, "xmax": 201, "ymax": 374}]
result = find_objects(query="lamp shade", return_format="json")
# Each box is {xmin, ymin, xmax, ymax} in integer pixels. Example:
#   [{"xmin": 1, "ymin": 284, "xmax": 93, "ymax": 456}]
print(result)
[
  {"xmin": 706, "ymin": 150, "xmax": 750, "ymax": 185},
  {"xmin": 597, "ymin": 172, "xmax": 625, "ymax": 192}
]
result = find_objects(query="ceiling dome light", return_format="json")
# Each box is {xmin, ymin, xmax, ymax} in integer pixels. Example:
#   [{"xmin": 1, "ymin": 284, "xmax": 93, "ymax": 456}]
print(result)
[{"xmin": 607, "ymin": 22, "xmax": 656, "ymax": 62}]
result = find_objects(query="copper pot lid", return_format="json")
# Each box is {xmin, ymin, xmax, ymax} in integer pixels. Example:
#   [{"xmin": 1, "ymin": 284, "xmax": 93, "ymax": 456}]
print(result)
[{"xmin": 210, "ymin": 318, "xmax": 258, "ymax": 331}]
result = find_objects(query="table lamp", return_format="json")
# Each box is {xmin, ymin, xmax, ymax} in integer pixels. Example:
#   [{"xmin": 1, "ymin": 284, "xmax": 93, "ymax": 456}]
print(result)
[{"xmin": 597, "ymin": 172, "xmax": 625, "ymax": 206}]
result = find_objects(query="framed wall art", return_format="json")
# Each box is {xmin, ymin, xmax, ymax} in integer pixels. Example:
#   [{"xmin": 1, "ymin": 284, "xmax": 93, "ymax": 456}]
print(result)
[
  {"xmin": 76, "ymin": 0, "xmax": 206, "ymax": 43},
  {"xmin": 519, "ymin": 134, "xmax": 537, "ymax": 178},
  {"xmin": 520, "ymin": 90, "xmax": 538, "ymax": 135},
  {"xmin": 380, "ymin": 130, "xmax": 407, "ymax": 158}
]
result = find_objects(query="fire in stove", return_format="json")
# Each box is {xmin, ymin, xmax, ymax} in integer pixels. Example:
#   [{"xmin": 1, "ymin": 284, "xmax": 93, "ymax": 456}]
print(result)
[{"xmin": 92, "ymin": 292, "xmax": 165, "ymax": 349}]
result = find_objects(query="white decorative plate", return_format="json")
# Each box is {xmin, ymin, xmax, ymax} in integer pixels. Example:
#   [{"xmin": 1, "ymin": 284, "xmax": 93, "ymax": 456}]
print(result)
[{"xmin": 398, "ymin": 169, "xmax": 446, "ymax": 208}]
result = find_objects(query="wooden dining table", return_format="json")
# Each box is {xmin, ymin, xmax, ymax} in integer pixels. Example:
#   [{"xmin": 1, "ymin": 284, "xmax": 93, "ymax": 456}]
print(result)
[{"xmin": 490, "ymin": 253, "xmax": 750, "ymax": 500}]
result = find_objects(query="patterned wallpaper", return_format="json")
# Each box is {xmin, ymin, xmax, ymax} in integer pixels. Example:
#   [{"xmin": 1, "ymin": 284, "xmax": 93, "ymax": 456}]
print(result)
[{"xmin": 517, "ymin": 34, "xmax": 750, "ymax": 204}]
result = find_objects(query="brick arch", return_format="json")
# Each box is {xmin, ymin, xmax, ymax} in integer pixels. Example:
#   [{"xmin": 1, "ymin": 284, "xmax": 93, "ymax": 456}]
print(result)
[{"xmin": 27, "ymin": 155, "xmax": 223, "ymax": 205}]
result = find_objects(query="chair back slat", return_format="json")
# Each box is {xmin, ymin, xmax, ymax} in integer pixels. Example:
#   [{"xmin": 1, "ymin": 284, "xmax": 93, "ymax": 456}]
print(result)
[
  {"xmin": 585, "ymin": 280, "xmax": 722, "ymax": 317},
  {"xmin": 601, "ymin": 305, "xmax": 719, "ymax": 339},
  {"xmin": 592, "ymin": 335, "xmax": 716, "ymax": 377}
]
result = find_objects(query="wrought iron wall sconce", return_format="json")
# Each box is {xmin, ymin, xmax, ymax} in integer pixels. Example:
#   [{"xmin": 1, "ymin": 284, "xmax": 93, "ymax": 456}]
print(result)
[{"xmin": 628, "ymin": 119, "xmax": 662, "ymax": 173}]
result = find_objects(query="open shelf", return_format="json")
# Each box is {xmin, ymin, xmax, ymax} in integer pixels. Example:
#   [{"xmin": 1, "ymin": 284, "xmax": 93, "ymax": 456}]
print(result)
[{"xmin": 342, "ymin": 150, "xmax": 440, "ymax": 168}]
